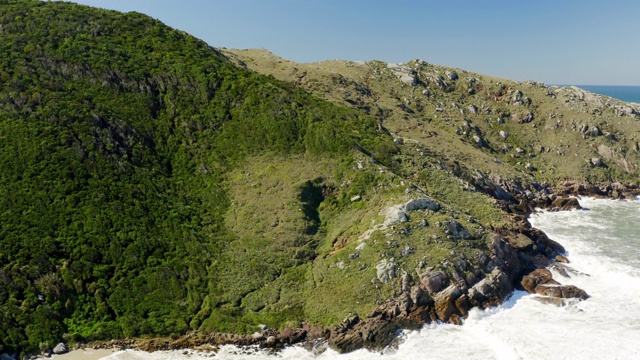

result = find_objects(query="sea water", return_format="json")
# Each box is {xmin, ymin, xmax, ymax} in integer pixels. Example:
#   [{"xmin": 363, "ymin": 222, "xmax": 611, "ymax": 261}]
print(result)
[{"xmin": 102, "ymin": 198, "xmax": 640, "ymax": 360}]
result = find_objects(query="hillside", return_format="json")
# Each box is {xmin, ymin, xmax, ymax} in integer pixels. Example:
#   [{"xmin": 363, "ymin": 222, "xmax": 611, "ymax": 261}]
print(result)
[
  {"xmin": 0, "ymin": 0, "xmax": 394, "ymax": 354},
  {"xmin": 1, "ymin": 1, "xmax": 639, "ymax": 357},
  {"xmin": 223, "ymin": 48, "xmax": 640, "ymax": 185}
]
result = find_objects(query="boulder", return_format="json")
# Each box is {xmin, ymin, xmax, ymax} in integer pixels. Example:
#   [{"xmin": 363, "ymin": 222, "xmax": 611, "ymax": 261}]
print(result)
[
  {"xmin": 499, "ymin": 130, "xmax": 509, "ymax": 139},
  {"xmin": 466, "ymin": 104, "xmax": 478, "ymax": 114},
  {"xmin": 521, "ymin": 269, "xmax": 558, "ymax": 293},
  {"xmin": 507, "ymin": 233, "xmax": 535, "ymax": 251},
  {"xmin": 551, "ymin": 197, "xmax": 582, "ymax": 211},
  {"xmin": 404, "ymin": 198, "xmax": 441, "ymax": 212},
  {"xmin": 418, "ymin": 270, "xmax": 448, "ymax": 294},
  {"xmin": 591, "ymin": 157, "xmax": 603, "ymax": 167},
  {"xmin": 446, "ymin": 71, "xmax": 458, "ymax": 81},
  {"xmin": 534, "ymin": 284, "xmax": 590, "ymax": 300},
  {"xmin": 376, "ymin": 259, "xmax": 397, "ymax": 283},
  {"xmin": 277, "ymin": 328, "xmax": 307, "ymax": 344},
  {"xmin": 52, "ymin": 343, "xmax": 68, "ymax": 355},
  {"xmin": 443, "ymin": 220, "xmax": 471, "ymax": 240},
  {"xmin": 381, "ymin": 205, "xmax": 408, "ymax": 226},
  {"xmin": 433, "ymin": 285, "xmax": 462, "ymax": 321}
]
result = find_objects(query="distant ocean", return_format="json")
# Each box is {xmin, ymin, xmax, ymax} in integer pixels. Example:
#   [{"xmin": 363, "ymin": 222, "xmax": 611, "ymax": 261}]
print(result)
[{"xmin": 572, "ymin": 85, "xmax": 640, "ymax": 103}]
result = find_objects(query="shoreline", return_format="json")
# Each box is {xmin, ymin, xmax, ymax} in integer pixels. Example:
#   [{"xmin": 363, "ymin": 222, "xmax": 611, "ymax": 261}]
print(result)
[{"xmin": 17, "ymin": 181, "xmax": 640, "ymax": 359}]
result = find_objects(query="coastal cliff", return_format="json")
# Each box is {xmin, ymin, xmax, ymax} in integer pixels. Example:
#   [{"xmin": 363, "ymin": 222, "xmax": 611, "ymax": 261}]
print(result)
[{"xmin": 1, "ymin": 1, "xmax": 639, "ymax": 357}]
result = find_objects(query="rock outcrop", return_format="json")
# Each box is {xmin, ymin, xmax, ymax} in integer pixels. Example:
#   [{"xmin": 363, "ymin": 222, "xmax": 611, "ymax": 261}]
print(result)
[{"xmin": 521, "ymin": 269, "xmax": 589, "ymax": 300}]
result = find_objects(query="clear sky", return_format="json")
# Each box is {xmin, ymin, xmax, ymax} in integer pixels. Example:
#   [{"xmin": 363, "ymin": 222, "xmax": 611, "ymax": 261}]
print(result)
[{"xmin": 65, "ymin": 0, "xmax": 640, "ymax": 85}]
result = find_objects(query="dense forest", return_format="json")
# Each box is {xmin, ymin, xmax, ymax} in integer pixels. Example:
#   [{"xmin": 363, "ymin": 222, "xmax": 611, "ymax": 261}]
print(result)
[{"xmin": 0, "ymin": 0, "xmax": 394, "ymax": 353}]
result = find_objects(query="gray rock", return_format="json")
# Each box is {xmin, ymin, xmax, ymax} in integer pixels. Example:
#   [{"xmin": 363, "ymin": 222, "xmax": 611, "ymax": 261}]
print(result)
[
  {"xmin": 52, "ymin": 343, "xmax": 67, "ymax": 355},
  {"xmin": 376, "ymin": 259, "xmax": 397, "ymax": 283},
  {"xmin": 419, "ymin": 270, "xmax": 448, "ymax": 294},
  {"xmin": 525, "ymin": 163, "xmax": 535, "ymax": 171},
  {"xmin": 422, "ymin": 89, "xmax": 430, "ymax": 96},
  {"xmin": 444, "ymin": 220, "xmax": 471, "ymax": 240},
  {"xmin": 445, "ymin": 71, "xmax": 458, "ymax": 81},
  {"xmin": 382, "ymin": 206, "xmax": 408, "ymax": 226},
  {"xmin": 596, "ymin": 144, "xmax": 636, "ymax": 173},
  {"xmin": 466, "ymin": 104, "xmax": 478, "ymax": 114},
  {"xmin": 350, "ymin": 195, "xmax": 362, "ymax": 202},
  {"xmin": 520, "ymin": 111, "xmax": 535, "ymax": 123},
  {"xmin": 590, "ymin": 126, "xmax": 602, "ymax": 137},
  {"xmin": 499, "ymin": 130, "xmax": 509, "ymax": 139},
  {"xmin": 404, "ymin": 198, "xmax": 441, "ymax": 212},
  {"xmin": 473, "ymin": 135, "xmax": 483, "ymax": 147},
  {"xmin": 387, "ymin": 63, "xmax": 417, "ymax": 86},
  {"xmin": 394, "ymin": 137, "xmax": 404, "ymax": 145},
  {"xmin": 591, "ymin": 157, "xmax": 603, "ymax": 167}
]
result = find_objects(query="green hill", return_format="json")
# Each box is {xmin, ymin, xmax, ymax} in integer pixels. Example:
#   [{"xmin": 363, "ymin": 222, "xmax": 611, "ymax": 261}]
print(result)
[
  {"xmin": 0, "ymin": 0, "xmax": 393, "ymax": 353},
  {"xmin": 2, "ymin": 0, "xmax": 639, "ymax": 356}
]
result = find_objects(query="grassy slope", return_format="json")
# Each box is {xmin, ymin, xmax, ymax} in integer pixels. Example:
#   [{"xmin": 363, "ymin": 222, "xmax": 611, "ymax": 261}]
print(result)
[{"xmin": 223, "ymin": 48, "xmax": 640, "ymax": 185}]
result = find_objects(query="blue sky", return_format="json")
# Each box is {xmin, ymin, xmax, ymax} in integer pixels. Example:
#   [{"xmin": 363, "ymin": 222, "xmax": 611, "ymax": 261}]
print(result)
[{"xmin": 67, "ymin": 1, "xmax": 640, "ymax": 85}]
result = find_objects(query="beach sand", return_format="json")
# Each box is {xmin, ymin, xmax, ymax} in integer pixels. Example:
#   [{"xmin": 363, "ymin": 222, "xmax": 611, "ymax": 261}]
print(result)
[{"xmin": 53, "ymin": 349, "xmax": 117, "ymax": 360}]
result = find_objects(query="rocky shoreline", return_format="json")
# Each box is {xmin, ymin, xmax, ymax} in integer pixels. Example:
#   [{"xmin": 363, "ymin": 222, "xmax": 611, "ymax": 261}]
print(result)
[{"xmin": 47, "ymin": 180, "xmax": 636, "ymax": 357}]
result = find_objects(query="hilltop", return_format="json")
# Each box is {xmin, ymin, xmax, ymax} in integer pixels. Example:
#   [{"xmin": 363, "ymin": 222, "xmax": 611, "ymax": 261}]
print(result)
[
  {"xmin": 222, "ymin": 48, "xmax": 640, "ymax": 186},
  {"xmin": 1, "ymin": 1, "xmax": 639, "ymax": 357}
]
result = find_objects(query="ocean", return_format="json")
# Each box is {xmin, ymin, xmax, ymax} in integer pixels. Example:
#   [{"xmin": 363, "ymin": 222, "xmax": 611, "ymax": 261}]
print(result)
[
  {"xmin": 98, "ymin": 198, "xmax": 640, "ymax": 360},
  {"xmin": 571, "ymin": 85, "xmax": 640, "ymax": 104}
]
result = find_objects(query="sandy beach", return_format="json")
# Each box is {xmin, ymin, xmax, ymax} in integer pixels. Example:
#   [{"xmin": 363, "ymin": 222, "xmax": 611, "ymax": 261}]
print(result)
[{"xmin": 53, "ymin": 349, "xmax": 117, "ymax": 360}]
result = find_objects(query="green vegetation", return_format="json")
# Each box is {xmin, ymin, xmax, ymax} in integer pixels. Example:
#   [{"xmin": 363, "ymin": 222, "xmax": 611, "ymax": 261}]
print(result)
[
  {"xmin": 0, "ymin": 1, "xmax": 395, "ymax": 353},
  {"xmin": 3, "ymin": 0, "xmax": 639, "ymax": 356}
]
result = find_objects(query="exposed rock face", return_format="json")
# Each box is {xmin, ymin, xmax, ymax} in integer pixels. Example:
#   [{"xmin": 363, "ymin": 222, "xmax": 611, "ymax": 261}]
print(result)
[
  {"xmin": 521, "ymin": 269, "xmax": 589, "ymax": 300},
  {"xmin": 376, "ymin": 258, "xmax": 397, "ymax": 283},
  {"xmin": 443, "ymin": 220, "xmax": 471, "ymax": 240},
  {"xmin": 551, "ymin": 197, "xmax": 582, "ymax": 211},
  {"xmin": 418, "ymin": 270, "xmax": 448, "ymax": 294},
  {"xmin": 404, "ymin": 197, "xmax": 441, "ymax": 211},
  {"xmin": 596, "ymin": 144, "xmax": 637, "ymax": 173},
  {"xmin": 387, "ymin": 63, "xmax": 416, "ymax": 86},
  {"xmin": 381, "ymin": 205, "xmax": 409, "ymax": 226},
  {"xmin": 521, "ymin": 269, "xmax": 557, "ymax": 293},
  {"xmin": 534, "ymin": 284, "xmax": 589, "ymax": 300}
]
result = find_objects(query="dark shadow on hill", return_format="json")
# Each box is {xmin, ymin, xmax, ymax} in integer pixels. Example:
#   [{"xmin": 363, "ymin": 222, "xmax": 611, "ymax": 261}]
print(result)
[{"xmin": 297, "ymin": 177, "xmax": 326, "ymax": 235}]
